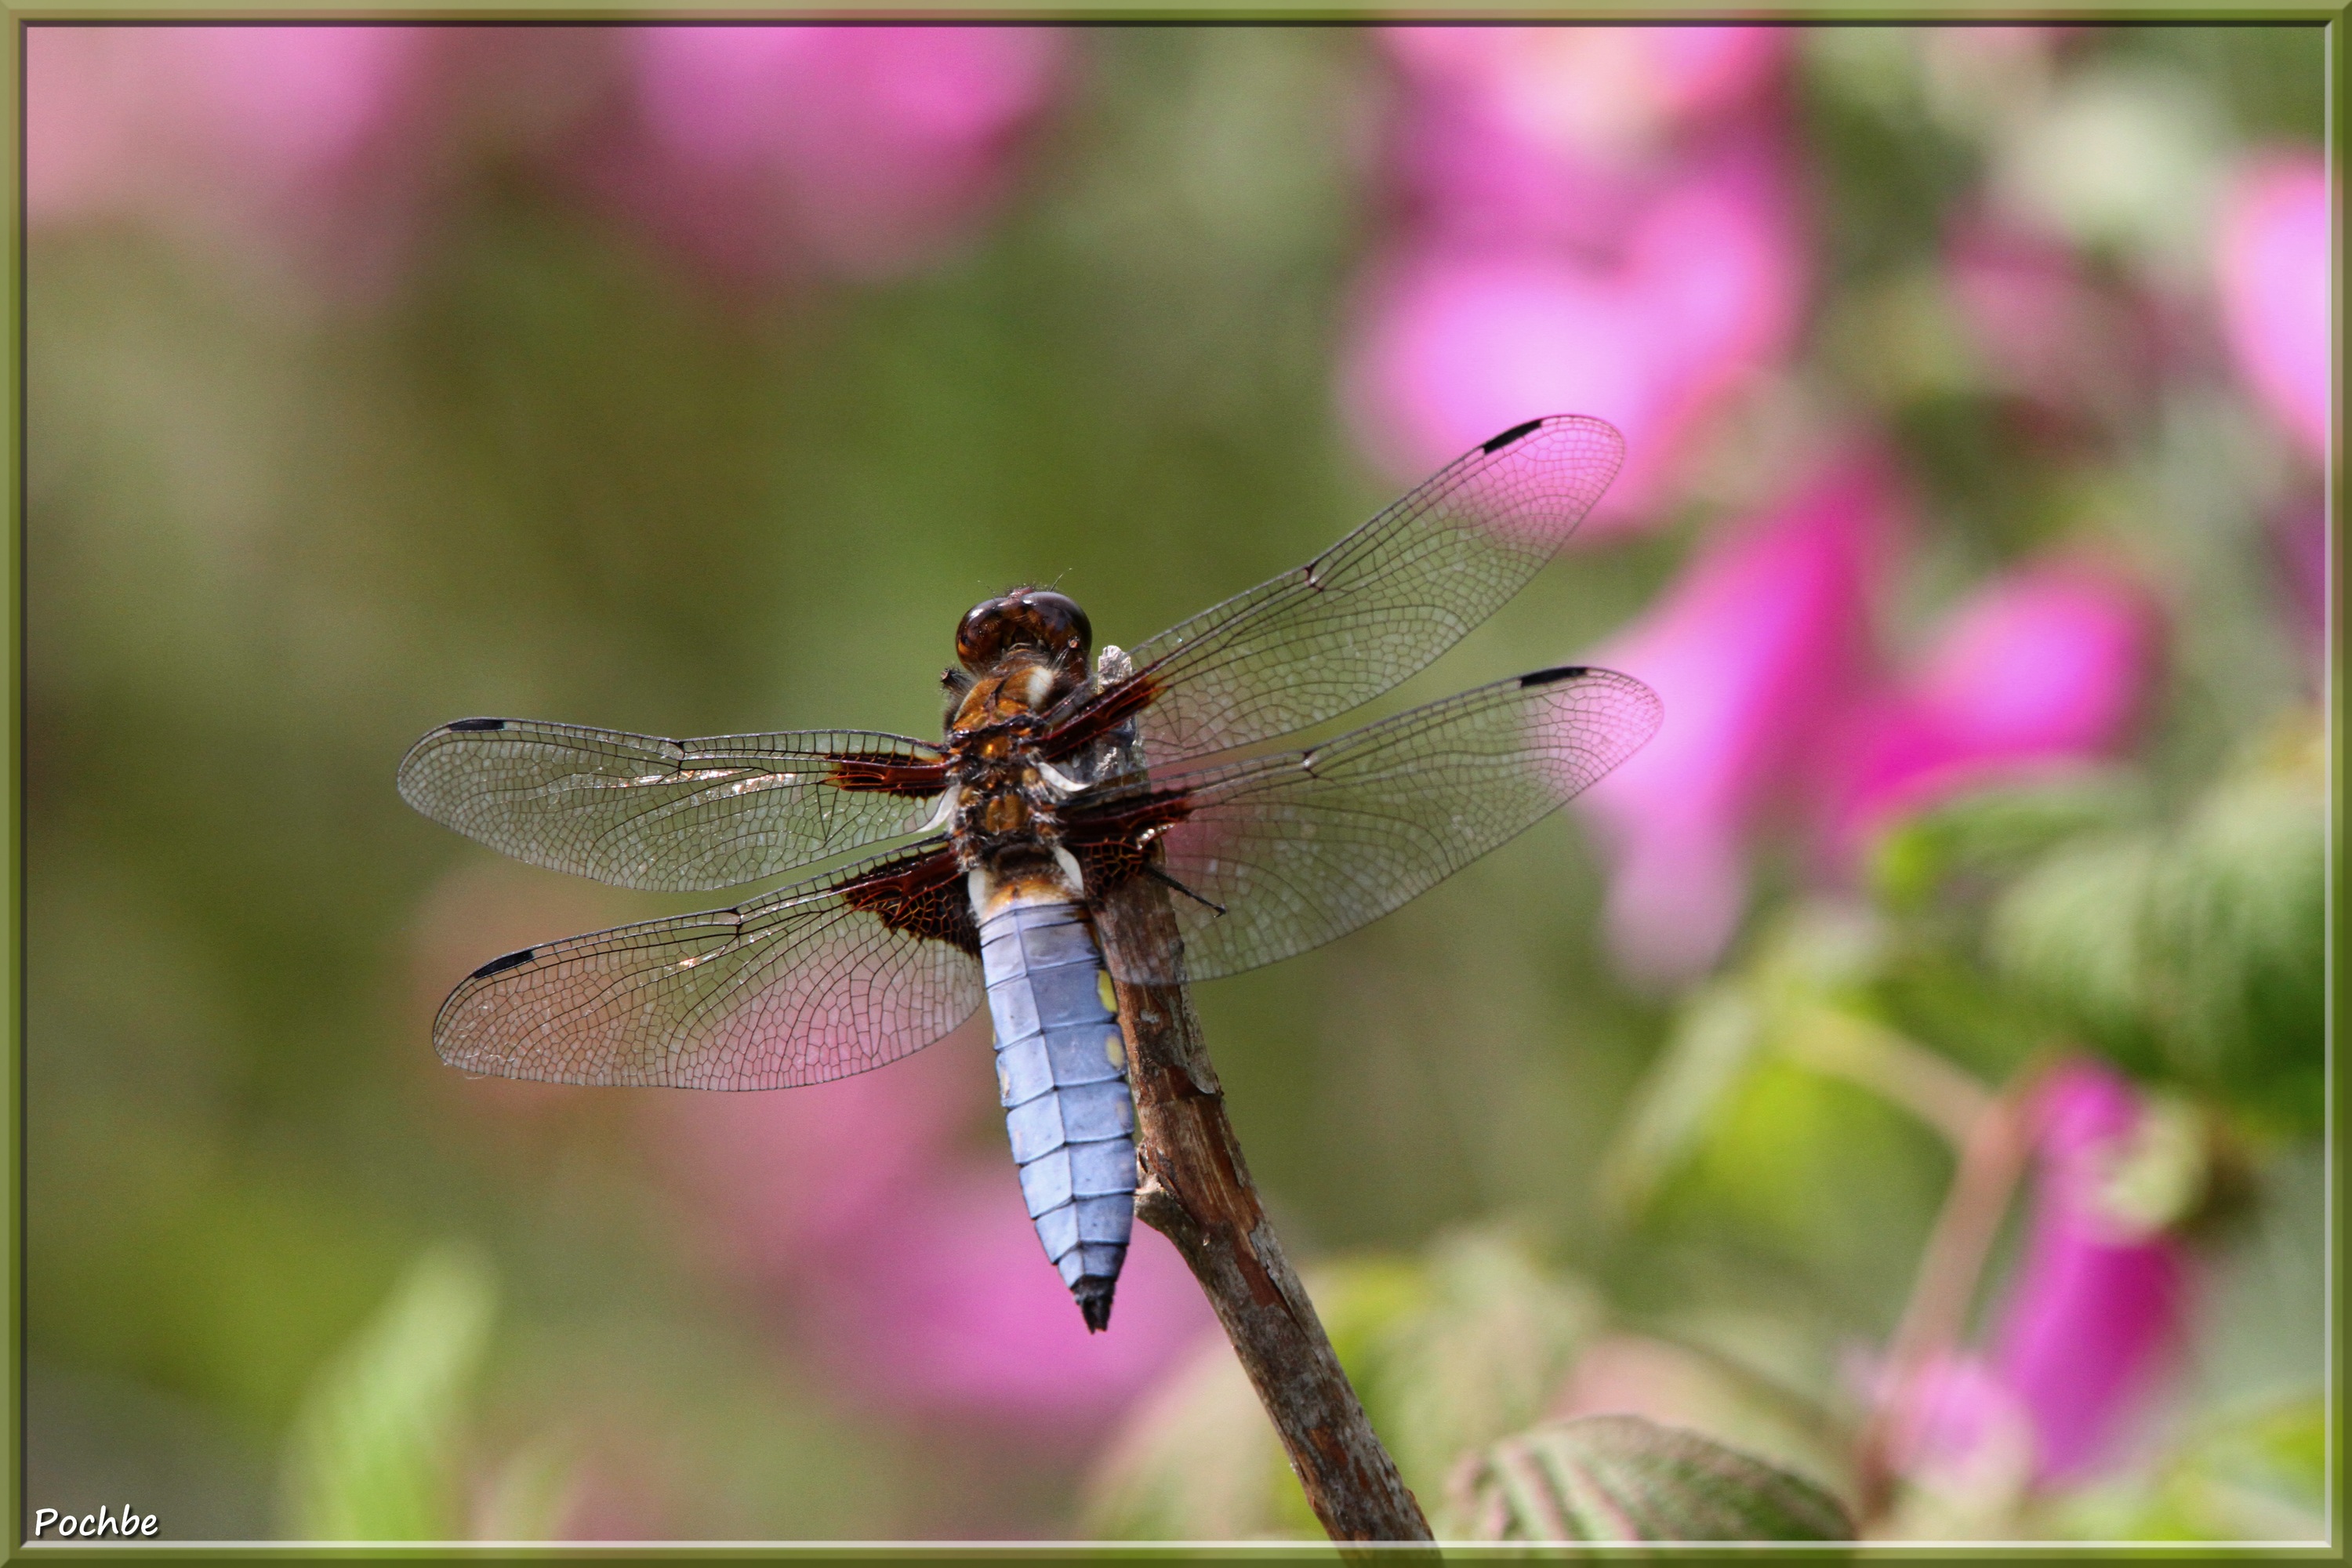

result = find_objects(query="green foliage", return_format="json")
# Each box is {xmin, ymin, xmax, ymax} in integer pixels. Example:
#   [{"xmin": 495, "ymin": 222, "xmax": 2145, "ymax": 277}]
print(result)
[
  {"xmin": 1991, "ymin": 832, "xmax": 2166, "ymax": 1057},
  {"xmin": 279, "ymin": 1244, "xmax": 499, "ymax": 1542},
  {"xmin": 474, "ymin": 1439, "xmax": 582, "ymax": 1545},
  {"xmin": 1604, "ymin": 904, "xmax": 1898, "ymax": 1220},
  {"xmin": 1605, "ymin": 905, "xmax": 1958, "ymax": 1321},
  {"xmin": 27, "ymin": 1109, "xmax": 413, "ymax": 1429},
  {"xmin": 1362, "ymin": 1229, "xmax": 1605, "ymax": 1499},
  {"xmin": 2055, "ymin": 1396, "xmax": 2326, "ymax": 1543},
  {"xmin": 1870, "ymin": 771, "xmax": 2151, "ymax": 913},
  {"xmin": 1452, "ymin": 1414, "xmax": 1855, "ymax": 1543},
  {"xmin": 1601, "ymin": 982, "xmax": 1764, "ymax": 1220},
  {"xmin": 1668, "ymin": 1060, "xmax": 1947, "ymax": 1323},
  {"xmin": 1991, "ymin": 739, "xmax": 2325, "ymax": 1128}
]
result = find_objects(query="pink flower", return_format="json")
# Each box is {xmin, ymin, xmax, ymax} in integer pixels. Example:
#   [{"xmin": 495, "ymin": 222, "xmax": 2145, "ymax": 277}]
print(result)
[
  {"xmin": 593, "ymin": 26, "xmax": 1069, "ymax": 282},
  {"xmin": 1573, "ymin": 450, "xmax": 2165, "ymax": 984},
  {"xmin": 1944, "ymin": 218, "xmax": 2156, "ymax": 427},
  {"xmin": 1342, "ymin": 134, "xmax": 1808, "ymax": 530},
  {"xmin": 2274, "ymin": 504, "xmax": 2327, "ymax": 667},
  {"xmin": 1344, "ymin": 27, "xmax": 1806, "ymax": 535},
  {"xmin": 1882, "ymin": 1352, "xmax": 2038, "ymax": 1504},
  {"xmin": 1868, "ymin": 1064, "xmax": 2190, "ymax": 1500},
  {"xmin": 650, "ymin": 1027, "xmax": 982, "ymax": 1279},
  {"xmin": 2216, "ymin": 151, "xmax": 2329, "ymax": 462},
  {"xmin": 811, "ymin": 1172, "xmax": 1211, "ymax": 1435},
  {"xmin": 27, "ymin": 24, "xmax": 439, "ymax": 294},
  {"xmin": 1381, "ymin": 27, "xmax": 1784, "ymax": 167},
  {"xmin": 1577, "ymin": 455, "xmax": 1900, "ymax": 982},
  {"xmin": 1823, "ymin": 562, "xmax": 2159, "ymax": 857},
  {"xmin": 1989, "ymin": 1060, "xmax": 2189, "ymax": 1482}
]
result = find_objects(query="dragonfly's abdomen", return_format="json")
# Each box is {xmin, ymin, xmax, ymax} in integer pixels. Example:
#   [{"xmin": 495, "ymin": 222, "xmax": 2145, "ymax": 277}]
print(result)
[{"xmin": 977, "ymin": 896, "xmax": 1135, "ymax": 1332}]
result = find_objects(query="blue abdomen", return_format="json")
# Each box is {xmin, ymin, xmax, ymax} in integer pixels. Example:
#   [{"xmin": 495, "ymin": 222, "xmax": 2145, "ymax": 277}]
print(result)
[{"xmin": 978, "ymin": 898, "xmax": 1135, "ymax": 1331}]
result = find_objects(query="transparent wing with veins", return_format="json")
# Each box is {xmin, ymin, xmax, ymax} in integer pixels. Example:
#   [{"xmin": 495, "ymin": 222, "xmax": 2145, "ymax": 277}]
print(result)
[
  {"xmin": 432, "ymin": 841, "xmax": 983, "ymax": 1090},
  {"xmin": 1070, "ymin": 666, "xmax": 1661, "ymax": 983},
  {"xmin": 1094, "ymin": 415, "xmax": 1624, "ymax": 766},
  {"xmin": 397, "ymin": 720, "xmax": 949, "ymax": 891}
]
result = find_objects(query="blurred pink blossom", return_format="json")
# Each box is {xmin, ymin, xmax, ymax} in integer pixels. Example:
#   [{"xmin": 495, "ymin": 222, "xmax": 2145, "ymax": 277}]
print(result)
[
  {"xmin": 650, "ymin": 1023, "xmax": 1210, "ymax": 1433},
  {"xmin": 1577, "ymin": 455, "xmax": 1900, "ymax": 982},
  {"xmin": 812, "ymin": 1173, "xmax": 1210, "ymax": 1433},
  {"xmin": 2274, "ymin": 504, "xmax": 2328, "ymax": 666},
  {"xmin": 1868, "ymin": 1063, "xmax": 2190, "ymax": 1500},
  {"xmin": 1344, "ymin": 138, "xmax": 1807, "ymax": 528},
  {"xmin": 1824, "ymin": 561, "xmax": 2159, "ymax": 856},
  {"xmin": 593, "ymin": 26, "xmax": 1069, "ymax": 282},
  {"xmin": 1991, "ymin": 1060, "xmax": 2190, "ymax": 1482},
  {"xmin": 1381, "ymin": 27, "xmax": 1784, "ymax": 167},
  {"xmin": 652, "ymin": 1029, "xmax": 981, "ymax": 1278},
  {"xmin": 1945, "ymin": 219, "xmax": 2156, "ymax": 427},
  {"xmin": 1882, "ymin": 1351, "xmax": 2038, "ymax": 1503},
  {"xmin": 27, "ymin": 24, "xmax": 440, "ymax": 294},
  {"xmin": 2216, "ymin": 151, "xmax": 2329, "ymax": 462},
  {"xmin": 1576, "ymin": 445, "xmax": 2168, "ymax": 983},
  {"xmin": 1344, "ymin": 32, "xmax": 1806, "ymax": 531}
]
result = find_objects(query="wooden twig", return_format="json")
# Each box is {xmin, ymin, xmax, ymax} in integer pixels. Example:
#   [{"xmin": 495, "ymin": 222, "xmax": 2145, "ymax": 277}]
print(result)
[
  {"xmin": 1780, "ymin": 1010, "xmax": 1994, "ymax": 1152},
  {"xmin": 1094, "ymin": 866, "xmax": 1437, "ymax": 1547},
  {"xmin": 1849, "ymin": 1053, "xmax": 2051, "ymax": 1524}
]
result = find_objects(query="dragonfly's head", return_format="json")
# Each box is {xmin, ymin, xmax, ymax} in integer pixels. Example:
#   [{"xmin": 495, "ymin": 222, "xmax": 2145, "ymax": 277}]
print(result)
[{"xmin": 956, "ymin": 588, "xmax": 1092, "ymax": 676}]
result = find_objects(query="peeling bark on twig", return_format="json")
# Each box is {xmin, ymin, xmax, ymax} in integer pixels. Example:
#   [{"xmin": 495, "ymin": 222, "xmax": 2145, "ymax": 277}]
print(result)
[{"xmin": 1095, "ymin": 868, "xmax": 1436, "ymax": 1548}]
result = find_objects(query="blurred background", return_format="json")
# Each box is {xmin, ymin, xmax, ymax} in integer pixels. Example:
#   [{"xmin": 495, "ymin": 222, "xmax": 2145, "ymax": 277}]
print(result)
[{"xmin": 25, "ymin": 24, "xmax": 2328, "ymax": 1543}]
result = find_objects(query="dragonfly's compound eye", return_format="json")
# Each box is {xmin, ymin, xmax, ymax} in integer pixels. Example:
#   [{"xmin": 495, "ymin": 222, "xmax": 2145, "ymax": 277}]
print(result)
[{"xmin": 956, "ymin": 588, "xmax": 1094, "ymax": 673}]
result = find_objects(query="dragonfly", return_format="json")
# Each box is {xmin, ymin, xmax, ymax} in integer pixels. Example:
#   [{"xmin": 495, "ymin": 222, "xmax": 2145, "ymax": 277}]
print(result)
[{"xmin": 399, "ymin": 414, "xmax": 1661, "ymax": 1332}]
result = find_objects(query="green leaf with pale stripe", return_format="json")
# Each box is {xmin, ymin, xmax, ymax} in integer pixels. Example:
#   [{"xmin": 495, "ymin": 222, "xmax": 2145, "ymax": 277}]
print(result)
[{"xmin": 1453, "ymin": 1414, "xmax": 1855, "ymax": 1543}]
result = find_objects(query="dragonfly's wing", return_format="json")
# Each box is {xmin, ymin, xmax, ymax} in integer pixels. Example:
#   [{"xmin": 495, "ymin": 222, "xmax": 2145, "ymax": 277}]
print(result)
[
  {"xmin": 434, "ymin": 841, "xmax": 983, "ymax": 1089},
  {"xmin": 1069, "ymin": 666, "xmax": 1660, "ymax": 982},
  {"xmin": 398, "ymin": 720, "xmax": 949, "ymax": 891},
  {"xmin": 1075, "ymin": 416, "xmax": 1623, "ymax": 766}
]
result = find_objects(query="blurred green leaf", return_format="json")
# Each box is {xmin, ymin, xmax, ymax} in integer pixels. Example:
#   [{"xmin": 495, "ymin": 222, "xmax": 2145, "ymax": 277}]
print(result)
[
  {"xmin": 1451, "ymin": 1414, "xmax": 1855, "ymax": 1543},
  {"xmin": 279, "ymin": 1244, "xmax": 497, "ymax": 1542},
  {"xmin": 1870, "ymin": 771, "xmax": 2150, "ymax": 912},
  {"xmin": 1988, "ymin": 832, "xmax": 2164, "ymax": 1058},
  {"xmin": 1867, "ymin": 946, "xmax": 2039, "ymax": 1087},
  {"xmin": 474, "ymin": 1437, "xmax": 579, "ymax": 1544},
  {"xmin": 1664, "ymin": 1058, "xmax": 1949, "ymax": 1320},
  {"xmin": 1601, "ymin": 983, "xmax": 1765, "ymax": 1219},
  {"xmin": 1540, "ymin": 1327, "xmax": 1856, "ymax": 1512},
  {"xmin": 2094, "ymin": 1091, "xmax": 2211, "ymax": 1233},
  {"xmin": 1607, "ymin": 902, "xmax": 1985, "ymax": 1224},
  {"xmin": 1991, "ymin": 742, "xmax": 2322, "ymax": 1127},
  {"xmin": 2054, "ymin": 1396, "xmax": 2325, "ymax": 1543},
  {"xmin": 2158, "ymin": 1396, "xmax": 2328, "ymax": 1540},
  {"xmin": 1301, "ymin": 1254, "xmax": 1431, "ymax": 1389},
  {"xmin": 2143, "ymin": 770, "xmax": 2326, "ymax": 1119},
  {"xmin": 1364, "ymin": 1227, "xmax": 1604, "ymax": 1501}
]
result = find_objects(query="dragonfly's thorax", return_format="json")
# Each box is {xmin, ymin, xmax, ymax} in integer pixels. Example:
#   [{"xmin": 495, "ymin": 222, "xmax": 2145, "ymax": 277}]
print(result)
[
  {"xmin": 947, "ymin": 648, "xmax": 1083, "ymax": 734},
  {"xmin": 946, "ymin": 721, "xmax": 1077, "ymax": 875},
  {"xmin": 942, "ymin": 636, "xmax": 1095, "ymax": 880}
]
